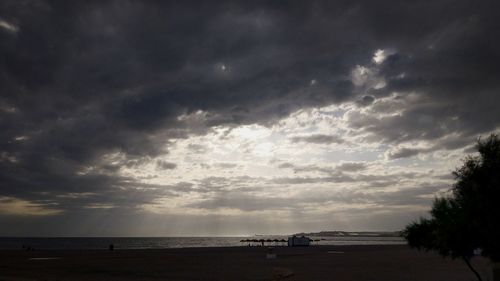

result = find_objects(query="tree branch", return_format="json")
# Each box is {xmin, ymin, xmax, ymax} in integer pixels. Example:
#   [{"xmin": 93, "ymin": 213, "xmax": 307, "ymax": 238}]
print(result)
[{"xmin": 462, "ymin": 255, "xmax": 482, "ymax": 281}]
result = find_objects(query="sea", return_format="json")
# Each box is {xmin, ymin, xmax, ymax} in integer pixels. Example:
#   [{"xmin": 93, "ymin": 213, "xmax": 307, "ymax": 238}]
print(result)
[{"xmin": 0, "ymin": 236, "xmax": 405, "ymax": 250}]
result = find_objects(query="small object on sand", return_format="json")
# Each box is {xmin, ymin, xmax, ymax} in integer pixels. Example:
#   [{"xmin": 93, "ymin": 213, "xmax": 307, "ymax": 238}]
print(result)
[
  {"xmin": 272, "ymin": 267, "xmax": 294, "ymax": 280},
  {"xmin": 29, "ymin": 257, "xmax": 60, "ymax": 260},
  {"xmin": 109, "ymin": 243, "xmax": 114, "ymax": 251},
  {"xmin": 473, "ymin": 248, "xmax": 482, "ymax": 256},
  {"xmin": 266, "ymin": 247, "xmax": 277, "ymax": 259}
]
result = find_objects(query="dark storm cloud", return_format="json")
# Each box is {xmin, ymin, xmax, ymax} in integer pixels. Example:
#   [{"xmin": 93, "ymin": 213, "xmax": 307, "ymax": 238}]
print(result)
[
  {"xmin": 355, "ymin": 95, "xmax": 375, "ymax": 107},
  {"xmin": 348, "ymin": 2, "xmax": 500, "ymax": 145},
  {"xmin": 290, "ymin": 134, "xmax": 344, "ymax": 145},
  {"xmin": 384, "ymin": 133, "xmax": 479, "ymax": 159},
  {"xmin": 1, "ymin": 0, "xmax": 500, "ymax": 219},
  {"xmin": 277, "ymin": 162, "xmax": 366, "ymax": 174},
  {"xmin": 270, "ymin": 169, "xmax": 440, "ymax": 187},
  {"xmin": 187, "ymin": 183, "xmax": 447, "ymax": 212},
  {"xmin": 156, "ymin": 160, "xmax": 177, "ymax": 170},
  {"xmin": 386, "ymin": 147, "xmax": 424, "ymax": 160},
  {"xmin": 337, "ymin": 162, "xmax": 367, "ymax": 172}
]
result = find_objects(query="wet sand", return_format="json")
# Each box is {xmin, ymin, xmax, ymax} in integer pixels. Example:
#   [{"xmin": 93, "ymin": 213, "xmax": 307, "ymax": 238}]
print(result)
[{"xmin": 0, "ymin": 245, "xmax": 492, "ymax": 281}]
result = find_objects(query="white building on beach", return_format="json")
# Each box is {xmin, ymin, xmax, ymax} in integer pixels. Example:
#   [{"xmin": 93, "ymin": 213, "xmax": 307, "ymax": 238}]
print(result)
[{"xmin": 287, "ymin": 235, "xmax": 311, "ymax": 247}]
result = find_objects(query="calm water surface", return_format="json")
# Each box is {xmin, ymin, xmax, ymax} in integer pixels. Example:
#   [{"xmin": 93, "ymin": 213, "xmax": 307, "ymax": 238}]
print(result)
[{"xmin": 0, "ymin": 236, "xmax": 404, "ymax": 250}]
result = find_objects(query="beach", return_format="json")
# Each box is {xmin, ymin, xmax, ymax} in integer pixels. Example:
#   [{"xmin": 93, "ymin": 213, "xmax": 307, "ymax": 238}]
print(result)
[{"xmin": 0, "ymin": 245, "xmax": 492, "ymax": 281}]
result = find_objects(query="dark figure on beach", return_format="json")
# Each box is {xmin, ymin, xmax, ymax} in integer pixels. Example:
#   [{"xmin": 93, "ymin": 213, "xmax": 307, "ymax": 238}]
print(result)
[{"xmin": 109, "ymin": 244, "xmax": 114, "ymax": 251}]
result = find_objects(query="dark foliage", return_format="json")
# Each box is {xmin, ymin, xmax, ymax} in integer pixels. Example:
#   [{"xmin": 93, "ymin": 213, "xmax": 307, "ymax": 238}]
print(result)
[
  {"xmin": 452, "ymin": 135, "xmax": 500, "ymax": 262},
  {"xmin": 402, "ymin": 134, "xmax": 500, "ymax": 280}
]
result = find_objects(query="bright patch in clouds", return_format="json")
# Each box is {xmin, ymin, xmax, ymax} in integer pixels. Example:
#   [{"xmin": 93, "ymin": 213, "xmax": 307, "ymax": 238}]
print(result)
[
  {"xmin": 108, "ymin": 98, "xmax": 466, "ymax": 233},
  {"xmin": 0, "ymin": 18, "xmax": 19, "ymax": 33},
  {"xmin": 372, "ymin": 48, "xmax": 396, "ymax": 64},
  {"xmin": 0, "ymin": 197, "xmax": 62, "ymax": 216}
]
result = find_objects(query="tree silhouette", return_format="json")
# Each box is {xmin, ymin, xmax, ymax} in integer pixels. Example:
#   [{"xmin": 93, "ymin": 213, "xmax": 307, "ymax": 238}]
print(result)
[{"xmin": 402, "ymin": 134, "xmax": 500, "ymax": 281}]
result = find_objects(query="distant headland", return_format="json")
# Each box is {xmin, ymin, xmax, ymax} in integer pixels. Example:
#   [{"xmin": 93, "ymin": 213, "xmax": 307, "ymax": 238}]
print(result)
[{"xmin": 294, "ymin": 231, "xmax": 402, "ymax": 237}]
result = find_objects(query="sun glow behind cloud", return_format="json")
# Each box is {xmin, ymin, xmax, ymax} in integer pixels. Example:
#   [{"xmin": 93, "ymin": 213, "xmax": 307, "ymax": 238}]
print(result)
[
  {"xmin": 0, "ymin": 197, "xmax": 62, "ymax": 216},
  {"xmin": 101, "ymin": 98, "xmax": 466, "ymax": 235}
]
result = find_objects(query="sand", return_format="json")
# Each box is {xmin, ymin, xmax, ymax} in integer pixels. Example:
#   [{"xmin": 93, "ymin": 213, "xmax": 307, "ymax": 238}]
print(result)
[{"xmin": 0, "ymin": 245, "xmax": 493, "ymax": 281}]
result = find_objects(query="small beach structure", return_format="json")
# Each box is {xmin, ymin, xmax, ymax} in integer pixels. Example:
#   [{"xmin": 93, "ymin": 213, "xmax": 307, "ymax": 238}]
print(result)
[
  {"xmin": 266, "ymin": 247, "xmax": 277, "ymax": 259},
  {"xmin": 287, "ymin": 235, "xmax": 311, "ymax": 247}
]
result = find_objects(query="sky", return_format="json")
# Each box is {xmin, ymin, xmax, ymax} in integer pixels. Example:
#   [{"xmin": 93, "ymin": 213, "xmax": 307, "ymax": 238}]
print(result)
[{"xmin": 1, "ymin": 0, "xmax": 499, "ymax": 236}]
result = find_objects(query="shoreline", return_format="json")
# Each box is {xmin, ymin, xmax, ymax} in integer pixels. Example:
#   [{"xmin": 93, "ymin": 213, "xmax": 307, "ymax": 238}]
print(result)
[{"xmin": 0, "ymin": 243, "xmax": 406, "ymax": 251}]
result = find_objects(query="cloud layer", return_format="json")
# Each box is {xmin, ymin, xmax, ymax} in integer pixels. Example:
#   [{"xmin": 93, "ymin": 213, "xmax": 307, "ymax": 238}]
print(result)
[{"xmin": 1, "ymin": 0, "xmax": 499, "ymax": 235}]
